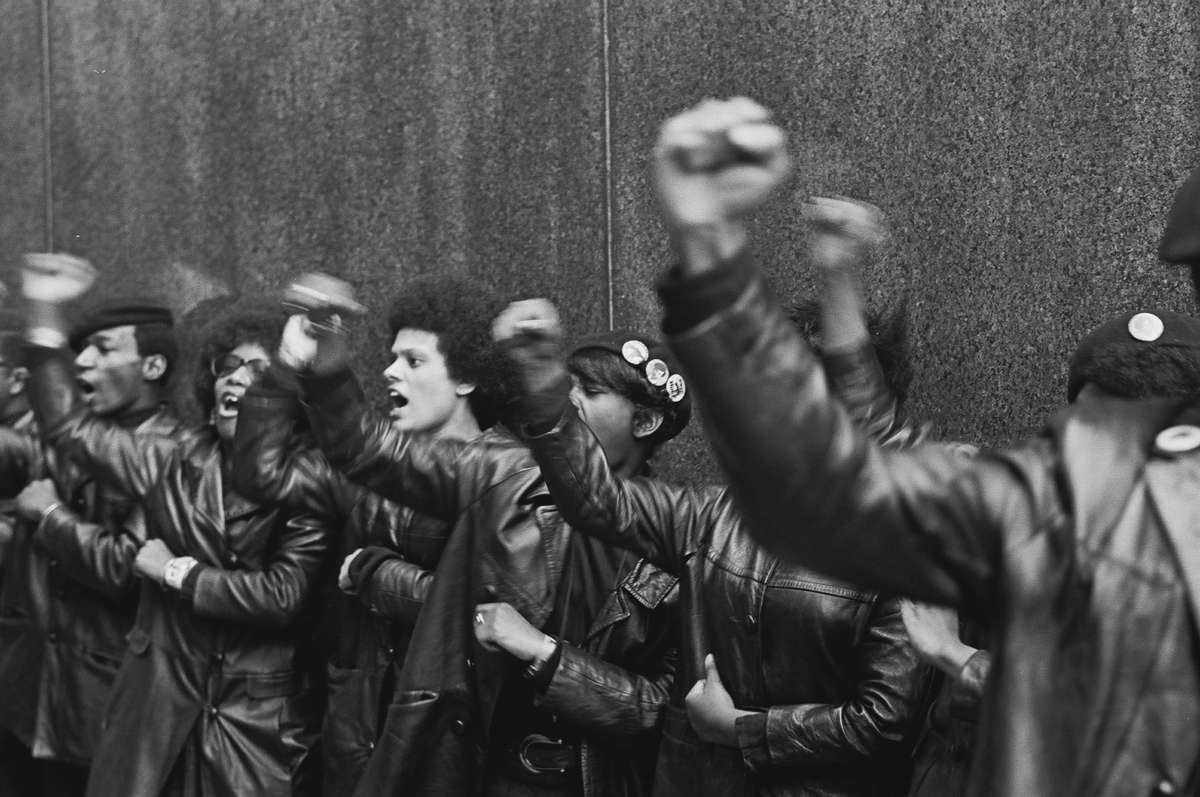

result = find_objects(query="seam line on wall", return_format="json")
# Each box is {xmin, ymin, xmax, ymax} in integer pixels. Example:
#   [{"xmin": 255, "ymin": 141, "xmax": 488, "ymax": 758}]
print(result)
[
  {"xmin": 39, "ymin": 0, "xmax": 54, "ymax": 249},
  {"xmin": 601, "ymin": 0, "xmax": 614, "ymax": 330}
]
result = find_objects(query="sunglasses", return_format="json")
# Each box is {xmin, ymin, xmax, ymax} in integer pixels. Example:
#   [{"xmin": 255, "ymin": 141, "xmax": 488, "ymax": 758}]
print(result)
[{"xmin": 210, "ymin": 354, "xmax": 270, "ymax": 378}]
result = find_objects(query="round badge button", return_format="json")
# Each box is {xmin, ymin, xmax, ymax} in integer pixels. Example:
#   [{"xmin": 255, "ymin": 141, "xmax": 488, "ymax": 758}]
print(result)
[
  {"xmin": 665, "ymin": 373, "xmax": 687, "ymax": 403},
  {"xmin": 645, "ymin": 359, "xmax": 670, "ymax": 386},
  {"xmin": 1128, "ymin": 312, "xmax": 1164, "ymax": 342},
  {"xmin": 621, "ymin": 340, "xmax": 649, "ymax": 366},
  {"xmin": 1155, "ymin": 424, "xmax": 1200, "ymax": 455}
]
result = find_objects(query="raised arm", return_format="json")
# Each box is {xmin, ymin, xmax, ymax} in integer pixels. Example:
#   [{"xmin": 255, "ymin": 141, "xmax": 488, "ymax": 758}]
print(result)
[
  {"xmin": 652, "ymin": 99, "xmax": 1007, "ymax": 608},
  {"xmin": 492, "ymin": 299, "xmax": 710, "ymax": 571},
  {"xmin": 231, "ymin": 362, "xmax": 342, "ymax": 516}
]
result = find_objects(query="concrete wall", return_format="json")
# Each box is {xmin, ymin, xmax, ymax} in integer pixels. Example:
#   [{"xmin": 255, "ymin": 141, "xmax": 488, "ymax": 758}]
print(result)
[{"xmin": 3, "ymin": 0, "xmax": 1199, "ymax": 482}]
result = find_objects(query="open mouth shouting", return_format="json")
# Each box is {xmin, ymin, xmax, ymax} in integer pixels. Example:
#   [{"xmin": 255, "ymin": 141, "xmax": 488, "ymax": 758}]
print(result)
[
  {"xmin": 387, "ymin": 388, "xmax": 409, "ymax": 419},
  {"xmin": 77, "ymin": 375, "xmax": 98, "ymax": 405},
  {"xmin": 216, "ymin": 390, "xmax": 243, "ymax": 419}
]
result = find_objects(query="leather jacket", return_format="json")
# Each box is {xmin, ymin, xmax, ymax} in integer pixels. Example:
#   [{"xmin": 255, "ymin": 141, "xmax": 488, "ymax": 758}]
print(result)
[
  {"xmin": 28, "ymin": 346, "xmax": 327, "ymax": 797},
  {"xmin": 658, "ymin": 249, "xmax": 1200, "ymax": 797},
  {"xmin": 0, "ymin": 409, "xmax": 39, "ymax": 573},
  {"xmin": 231, "ymin": 366, "xmax": 446, "ymax": 796},
  {"xmin": 299, "ymin": 368, "xmax": 679, "ymax": 797},
  {"xmin": 0, "ymin": 348, "xmax": 180, "ymax": 766},
  {"xmin": 523, "ymin": 387, "xmax": 925, "ymax": 796}
]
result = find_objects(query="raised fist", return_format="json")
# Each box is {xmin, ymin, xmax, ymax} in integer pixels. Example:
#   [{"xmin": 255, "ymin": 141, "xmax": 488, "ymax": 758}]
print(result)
[
  {"xmin": 802, "ymin": 197, "xmax": 888, "ymax": 272},
  {"xmin": 277, "ymin": 314, "xmax": 321, "ymax": 371},
  {"xmin": 21, "ymin": 253, "xmax": 97, "ymax": 304},
  {"xmin": 491, "ymin": 298, "xmax": 563, "ymax": 349},
  {"xmin": 277, "ymin": 273, "xmax": 362, "ymax": 375},
  {"xmin": 281, "ymin": 272, "xmax": 365, "ymax": 333},
  {"xmin": 653, "ymin": 97, "xmax": 790, "ymax": 231}
]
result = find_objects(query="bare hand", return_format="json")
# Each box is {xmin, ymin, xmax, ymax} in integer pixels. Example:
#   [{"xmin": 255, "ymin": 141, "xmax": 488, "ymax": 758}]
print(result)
[
  {"xmin": 338, "ymin": 548, "xmax": 364, "ymax": 594},
  {"xmin": 899, "ymin": 598, "xmax": 976, "ymax": 676},
  {"xmin": 685, "ymin": 653, "xmax": 755, "ymax": 747},
  {"xmin": 653, "ymin": 97, "xmax": 790, "ymax": 232},
  {"xmin": 492, "ymin": 299, "xmax": 567, "ymax": 395},
  {"xmin": 802, "ymin": 197, "xmax": 888, "ymax": 272},
  {"xmin": 21, "ymin": 253, "xmax": 97, "ymax": 304},
  {"xmin": 134, "ymin": 539, "xmax": 176, "ymax": 585},
  {"xmin": 16, "ymin": 479, "xmax": 62, "ymax": 521},
  {"xmin": 492, "ymin": 299, "xmax": 563, "ymax": 348},
  {"xmin": 472, "ymin": 602, "xmax": 549, "ymax": 661}
]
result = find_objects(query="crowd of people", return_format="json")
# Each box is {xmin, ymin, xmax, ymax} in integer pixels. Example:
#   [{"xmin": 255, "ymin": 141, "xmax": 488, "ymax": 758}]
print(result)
[{"xmin": 0, "ymin": 97, "xmax": 1198, "ymax": 797}]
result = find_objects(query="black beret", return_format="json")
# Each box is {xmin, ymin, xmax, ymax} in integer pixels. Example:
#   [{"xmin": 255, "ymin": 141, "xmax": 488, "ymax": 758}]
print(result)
[
  {"xmin": 69, "ymin": 297, "xmax": 174, "ymax": 351},
  {"xmin": 1160, "ymin": 166, "xmax": 1200, "ymax": 264},
  {"xmin": 570, "ymin": 329, "xmax": 693, "ymax": 443},
  {"xmin": 1068, "ymin": 309, "xmax": 1200, "ymax": 401}
]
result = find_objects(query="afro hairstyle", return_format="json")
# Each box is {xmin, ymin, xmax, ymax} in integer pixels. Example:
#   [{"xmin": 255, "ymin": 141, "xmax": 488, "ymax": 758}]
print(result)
[{"xmin": 385, "ymin": 273, "xmax": 512, "ymax": 429}]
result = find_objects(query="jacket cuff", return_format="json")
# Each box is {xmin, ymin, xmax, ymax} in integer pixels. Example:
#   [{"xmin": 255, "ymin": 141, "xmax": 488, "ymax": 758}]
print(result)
[
  {"xmin": 949, "ymin": 649, "xmax": 991, "ymax": 721},
  {"xmin": 179, "ymin": 563, "xmax": 205, "ymax": 601},
  {"xmin": 735, "ymin": 711, "xmax": 771, "ymax": 771},
  {"xmin": 657, "ymin": 246, "xmax": 755, "ymax": 335},
  {"xmin": 525, "ymin": 636, "xmax": 563, "ymax": 691},
  {"xmin": 32, "ymin": 503, "xmax": 80, "ymax": 557},
  {"xmin": 298, "ymin": 367, "xmax": 358, "ymax": 405},
  {"xmin": 349, "ymin": 546, "xmax": 402, "ymax": 594}
]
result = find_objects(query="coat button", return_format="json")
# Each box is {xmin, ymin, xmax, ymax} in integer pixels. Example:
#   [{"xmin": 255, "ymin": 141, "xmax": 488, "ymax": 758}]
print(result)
[
  {"xmin": 368, "ymin": 741, "xmax": 375, "ymax": 751},
  {"xmin": 47, "ymin": 632, "xmax": 58, "ymax": 643},
  {"xmin": 451, "ymin": 719, "xmax": 467, "ymax": 736},
  {"xmin": 745, "ymin": 614, "xmax": 758, "ymax": 632},
  {"xmin": 1154, "ymin": 780, "xmax": 1176, "ymax": 796},
  {"xmin": 465, "ymin": 657, "xmax": 475, "ymax": 670}
]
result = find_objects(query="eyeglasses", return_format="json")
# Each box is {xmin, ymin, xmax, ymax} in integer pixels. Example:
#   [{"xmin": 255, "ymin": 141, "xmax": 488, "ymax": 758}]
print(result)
[{"xmin": 210, "ymin": 354, "xmax": 270, "ymax": 378}]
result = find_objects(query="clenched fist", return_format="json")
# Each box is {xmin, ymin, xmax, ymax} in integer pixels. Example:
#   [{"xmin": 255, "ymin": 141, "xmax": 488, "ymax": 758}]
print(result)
[
  {"xmin": 22, "ymin": 253, "xmax": 97, "ymax": 305},
  {"xmin": 653, "ymin": 97, "xmax": 790, "ymax": 232}
]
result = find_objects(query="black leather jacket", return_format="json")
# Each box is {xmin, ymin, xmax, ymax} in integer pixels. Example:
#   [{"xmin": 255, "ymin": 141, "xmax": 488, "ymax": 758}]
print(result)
[
  {"xmin": 522, "ymin": 382, "xmax": 925, "ymax": 797},
  {"xmin": 299, "ymin": 367, "xmax": 679, "ymax": 797},
  {"xmin": 659, "ymin": 249, "xmax": 1200, "ymax": 797},
  {"xmin": 0, "ymin": 348, "xmax": 180, "ymax": 767},
  {"xmin": 27, "ymin": 346, "xmax": 327, "ymax": 797},
  {"xmin": 231, "ymin": 367, "xmax": 446, "ymax": 796}
]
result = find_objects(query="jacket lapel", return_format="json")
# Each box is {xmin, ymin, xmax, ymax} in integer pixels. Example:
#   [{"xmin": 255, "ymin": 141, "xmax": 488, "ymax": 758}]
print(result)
[{"xmin": 1145, "ymin": 452, "xmax": 1200, "ymax": 637}]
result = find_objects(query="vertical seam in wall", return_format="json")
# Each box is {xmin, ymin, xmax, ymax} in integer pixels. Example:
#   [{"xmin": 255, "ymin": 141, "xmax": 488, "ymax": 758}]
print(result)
[
  {"xmin": 39, "ymin": 0, "xmax": 54, "ymax": 249},
  {"xmin": 601, "ymin": 0, "xmax": 614, "ymax": 330}
]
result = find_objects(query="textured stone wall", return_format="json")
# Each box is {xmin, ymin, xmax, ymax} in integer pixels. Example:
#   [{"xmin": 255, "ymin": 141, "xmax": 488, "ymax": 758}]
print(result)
[{"xmin": 3, "ymin": 0, "xmax": 1199, "ymax": 482}]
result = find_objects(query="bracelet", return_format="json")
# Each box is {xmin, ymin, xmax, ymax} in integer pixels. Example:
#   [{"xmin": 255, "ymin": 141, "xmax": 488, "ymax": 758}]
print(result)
[
  {"xmin": 163, "ymin": 556, "xmax": 199, "ymax": 591},
  {"xmin": 39, "ymin": 501, "xmax": 64, "ymax": 526},
  {"xmin": 523, "ymin": 634, "xmax": 560, "ymax": 680},
  {"xmin": 26, "ymin": 326, "xmax": 68, "ymax": 350}
]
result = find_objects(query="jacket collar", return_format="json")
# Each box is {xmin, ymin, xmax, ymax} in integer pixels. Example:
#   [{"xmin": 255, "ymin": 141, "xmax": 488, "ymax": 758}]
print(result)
[{"xmin": 1057, "ymin": 397, "xmax": 1200, "ymax": 637}]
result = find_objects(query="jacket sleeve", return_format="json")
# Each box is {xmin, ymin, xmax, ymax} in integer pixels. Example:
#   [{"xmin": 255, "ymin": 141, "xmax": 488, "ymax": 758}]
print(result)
[
  {"xmin": 300, "ymin": 369, "xmax": 469, "ymax": 520},
  {"xmin": 33, "ymin": 502, "xmax": 146, "ymax": 599},
  {"xmin": 661, "ymin": 254, "xmax": 1010, "ymax": 610},
  {"xmin": 231, "ymin": 364, "xmax": 344, "ymax": 517},
  {"xmin": 181, "ymin": 512, "xmax": 328, "ymax": 628},
  {"xmin": 0, "ymin": 426, "xmax": 39, "ymax": 499},
  {"xmin": 26, "ymin": 345, "xmax": 170, "ymax": 499},
  {"xmin": 734, "ymin": 597, "xmax": 926, "ymax": 770},
  {"xmin": 349, "ymin": 546, "xmax": 433, "ymax": 625},
  {"xmin": 822, "ymin": 344, "xmax": 930, "ymax": 448},
  {"xmin": 535, "ymin": 643, "xmax": 678, "ymax": 749},
  {"xmin": 522, "ymin": 385, "xmax": 710, "ymax": 571}
]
